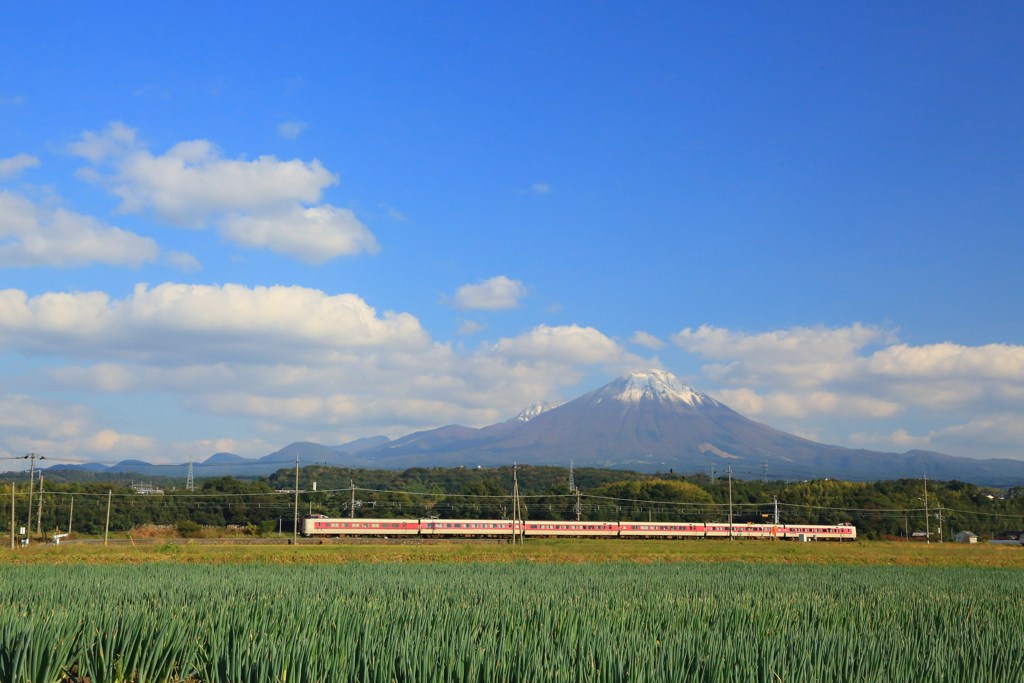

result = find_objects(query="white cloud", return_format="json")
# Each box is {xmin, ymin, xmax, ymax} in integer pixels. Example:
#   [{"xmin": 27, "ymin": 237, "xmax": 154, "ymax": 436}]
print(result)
[
  {"xmin": 850, "ymin": 415, "xmax": 1024, "ymax": 459},
  {"xmin": 0, "ymin": 191, "xmax": 159, "ymax": 267},
  {"xmin": 458, "ymin": 319, "xmax": 485, "ymax": 335},
  {"xmin": 848, "ymin": 429, "xmax": 933, "ymax": 451},
  {"xmin": 0, "ymin": 283, "xmax": 429, "ymax": 362},
  {"xmin": 0, "ymin": 394, "xmax": 89, "ymax": 434},
  {"xmin": 381, "ymin": 204, "xmax": 407, "ymax": 221},
  {"xmin": 221, "ymin": 204, "xmax": 379, "ymax": 263},
  {"xmin": 0, "ymin": 394, "xmax": 115, "ymax": 462},
  {"xmin": 672, "ymin": 322, "xmax": 1024, "ymax": 459},
  {"xmin": 673, "ymin": 323, "xmax": 886, "ymax": 363},
  {"xmin": 714, "ymin": 388, "xmax": 902, "ymax": 419},
  {"xmin": 3, "ymin": 301, "xmax": 663, "ymax": 458},
  {"xmin": 531, "ymin": 182, "xmax": 550, "ymax": 194},
  {"xmin": 630, "ymin": 331, "xmax": 665, "ymax": 349},
  {"xmin": 278, "ymin": 121, "xmax": 308, "ymax": 139},
  {"xmin": 68, "ymin": 123, "xmax": 377, "ymax": 262},
  {"xmin": 491, "ymin": 324, "xmax": 625, "ymax": 365},
  {"xmin": 86, "ymin": 428, "xmax": 157, "ymax": 454},
  {"xmin": 868, "ymin": 342, "xmax": 1024, "ymax": 380},
  {"xmin": 0, "ymin": 154, "xmax": 40, "ymax": 180},
  {"xmin": 105, "ymin": 138, "xmax": 336, "ymax": 224},
  {"xmin": 165, "ymin": 250, "xmax": 202, "ymax": 272},
  {"xmin": 68, "ymin": 121, "xmax": 138, "ymax": 163},
  {"xmin": 453, "ymin": 276, "xmax": 527, "ymax": 310}
]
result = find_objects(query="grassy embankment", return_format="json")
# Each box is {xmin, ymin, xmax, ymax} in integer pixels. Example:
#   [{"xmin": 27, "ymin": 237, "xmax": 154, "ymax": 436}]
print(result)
[{"xmin": 2, "ymin": 537, "xmax": 1022, "ymax": 567}]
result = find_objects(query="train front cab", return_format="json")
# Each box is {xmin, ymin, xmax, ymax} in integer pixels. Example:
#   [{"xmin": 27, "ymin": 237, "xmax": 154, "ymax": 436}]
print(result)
[{"xmin": 302, "ymin": 516, "xmax": 420, "ymax": 537}]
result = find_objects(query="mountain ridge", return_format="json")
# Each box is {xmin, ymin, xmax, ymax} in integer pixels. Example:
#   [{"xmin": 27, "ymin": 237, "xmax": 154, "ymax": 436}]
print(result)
[{"xmin": 23, "ymin": 370, "xmax": 1024, "ymax": 486}]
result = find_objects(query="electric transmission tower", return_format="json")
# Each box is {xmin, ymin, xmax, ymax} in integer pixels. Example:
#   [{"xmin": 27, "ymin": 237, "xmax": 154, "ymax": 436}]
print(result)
[{"xmin": 185, "ymin": 448, "xmax": 195, "ymax": 492}]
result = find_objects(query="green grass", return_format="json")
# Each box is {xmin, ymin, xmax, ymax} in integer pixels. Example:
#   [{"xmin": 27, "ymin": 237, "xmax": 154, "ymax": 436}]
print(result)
[{"xmin": 2, "ymin": 538, "xmax": 1023, "ymax": 568}]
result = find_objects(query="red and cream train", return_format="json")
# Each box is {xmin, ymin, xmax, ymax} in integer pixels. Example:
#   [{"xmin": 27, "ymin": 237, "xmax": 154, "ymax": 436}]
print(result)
[{"xmin": 302, "ymin": 515, "xmax": 856, "ymax": 541}]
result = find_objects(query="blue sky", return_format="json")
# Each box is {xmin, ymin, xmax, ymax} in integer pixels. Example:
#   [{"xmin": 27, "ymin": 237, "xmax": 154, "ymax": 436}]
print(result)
[{"xmin": 1, "ymin": 3, "xmax": 1022, "ymax": 466}]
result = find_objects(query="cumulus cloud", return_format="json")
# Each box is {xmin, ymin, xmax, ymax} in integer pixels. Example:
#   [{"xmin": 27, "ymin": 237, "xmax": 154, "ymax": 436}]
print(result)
[
  {"xmin": 453, "ymin": 276, "xmax": 527, "ymax": 310},
  {"xmin": 69, "ymin": 122, "xmax": 377, "ymax": 262},
  {"xmin": 68, "ymin": 121, "xmax": 139, "ymax": 163},
  {"xmin": 673, "ymin": 322, "xmax": 1024, "ymax": 459},
  {"xmin": 0, "ymin": 154, "xmax": 40, "ymax": 179},
  {"xmin": 850, "ymin": 415, "xmax": 1024, "ymax": 459},
  {"xmin": 0, "ymin": 283, "xmax": 429, "ymax": 362},
  {"xmin": 2, "ymin": 298, "xmax": 663, "ymax": 460},
  {"xmin": 221, "ymin": 204, "xmax": 379, "ymax": 263},
  {"xmin": 0, "ymin": 394, "xmax": 151, "ymax": 463},
  {"xmin": 630, "ymin": 331, "xmax": 665, "ymax": 349},
  {"xmin": 714, "ymin": 388, "xmax": 902, "ymax": 420},
  {"xmin": 869, "ymin": 342, "xmax": 1024, "ymax": 380},
  {"xmin": 491, "ymin": 324, "xmax": 625, "ymax": 365},
  {"xmin": 673, "ymin": 323, "xmax": 886, "ymax": 363},
  {"xmin": 0, "ymin": 191, "xmax": 159, "ymax": 267}
]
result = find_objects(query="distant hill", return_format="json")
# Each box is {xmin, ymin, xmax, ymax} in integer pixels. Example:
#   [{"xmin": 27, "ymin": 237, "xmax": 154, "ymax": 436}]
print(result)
[{"xmin": 203, "ymin": 452, "xmax": 251, "ymax": 465}]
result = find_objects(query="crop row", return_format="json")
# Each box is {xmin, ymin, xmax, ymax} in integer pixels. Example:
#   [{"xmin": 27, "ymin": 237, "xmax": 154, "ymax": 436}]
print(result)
[{"xmin": 0, "ymin": 562, "xmax": 1021, "ymax": 682}]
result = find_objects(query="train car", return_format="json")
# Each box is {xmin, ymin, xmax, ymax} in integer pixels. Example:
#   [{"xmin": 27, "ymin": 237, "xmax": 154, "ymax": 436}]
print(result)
[
  {"xmin": 524, "ymin": 521, "xmax": 619, "ymax": 537},
  {"xmin": 419, "ymin": 519, "xmax": 515, "ymax": 537},
  {"xmin": 777, "ymin": 523, "xmax": 857, "ymax": 541},
  {"xmin": 989, "ymin": 530, "xmax": 1024, "ymax": 546},
  {"xmin": 302, "ymin": 515, "xmax": 420, "ymax": 537},
  {"xmin": 301, "ymin": 513, "xmax": 857, "ymax": 541},
  {"xmin": 617, "ymin": 521, "xmax": 857, "ymax": 541},
  {"xmin": 618, "ymin": 522, "xmax": 706, "ymax": 538}
]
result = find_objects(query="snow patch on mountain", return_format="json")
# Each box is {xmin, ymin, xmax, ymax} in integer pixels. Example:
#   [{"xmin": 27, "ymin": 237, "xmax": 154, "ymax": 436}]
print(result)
[
  {"xmin": 609, "ymin": 370, "xmax": 718, "ymax": 407},
  {"xmin": 514, "ymin": 402, "xmax": 559, "ymax": 422}
]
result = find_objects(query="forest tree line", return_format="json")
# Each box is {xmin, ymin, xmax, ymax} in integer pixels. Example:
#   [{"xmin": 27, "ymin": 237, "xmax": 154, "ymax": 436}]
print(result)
[{"xmin": 3, "ymin": 464, "xmax": 1023, "ymax": 540}]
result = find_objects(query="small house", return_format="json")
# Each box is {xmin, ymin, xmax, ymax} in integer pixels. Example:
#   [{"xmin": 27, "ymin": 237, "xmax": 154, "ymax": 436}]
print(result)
[{"xmin": 954, "ymin": 531, "xmax": 978, "ymax": 544}]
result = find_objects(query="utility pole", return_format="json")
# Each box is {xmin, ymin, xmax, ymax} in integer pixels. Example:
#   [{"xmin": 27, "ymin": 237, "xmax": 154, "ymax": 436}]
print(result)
[
  {"xmin": 350, "ymin": 479, "xmax": 356, "ymax": 519},
  {"xmin": 10, "ymin": 482, "xmax": 14, "ymax": 550},
  {"xmin": 104, "ymin": 489, "xmax": 112, "ymax": 546},
  {"xmin": 67, "ymin": 495, "xmax": 74, "ymax": 537},
  {"xmin": 923, "ymin": 475, "xmax": 930, "ymax": 545},
  {"xmin": 727, "ymin": 465, "xmax": 734, "ymax": 541},
  {"xmin": 569, "ymin": 459, "xmax": 581, "ymax": 521},
  {"xmin": 936, "ymin": 507, "xmax": 943, "ymax": 543},
  {"xmin": 36, "ymin": 474, "xmax": 44, "ymax": 538},
  {"xmin": 511, "ymin": 464, "xmax": 523, "ymax": 544},
  {"xmin": 21, "ymin": 453, "xmax": 40, "ymax": 544},
  {"xmin": 293, "ymin": 455, "xmax": 299, "ymax": 542}
]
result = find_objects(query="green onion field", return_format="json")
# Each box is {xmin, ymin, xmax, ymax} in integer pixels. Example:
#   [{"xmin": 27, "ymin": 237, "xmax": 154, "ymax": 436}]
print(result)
[{"xmin": 1, "ymin": 560, "xmax": 1022, "ymax": 682}]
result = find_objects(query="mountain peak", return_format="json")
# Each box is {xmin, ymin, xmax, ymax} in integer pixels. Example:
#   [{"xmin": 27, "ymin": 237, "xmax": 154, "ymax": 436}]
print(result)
[
  {"xmin": 513, "ymin": 401, "xmax": 559, "ymax": 422},
  {"xmin": 605, "ymin": 369, "xmax": 717, "ymax": 407}
]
